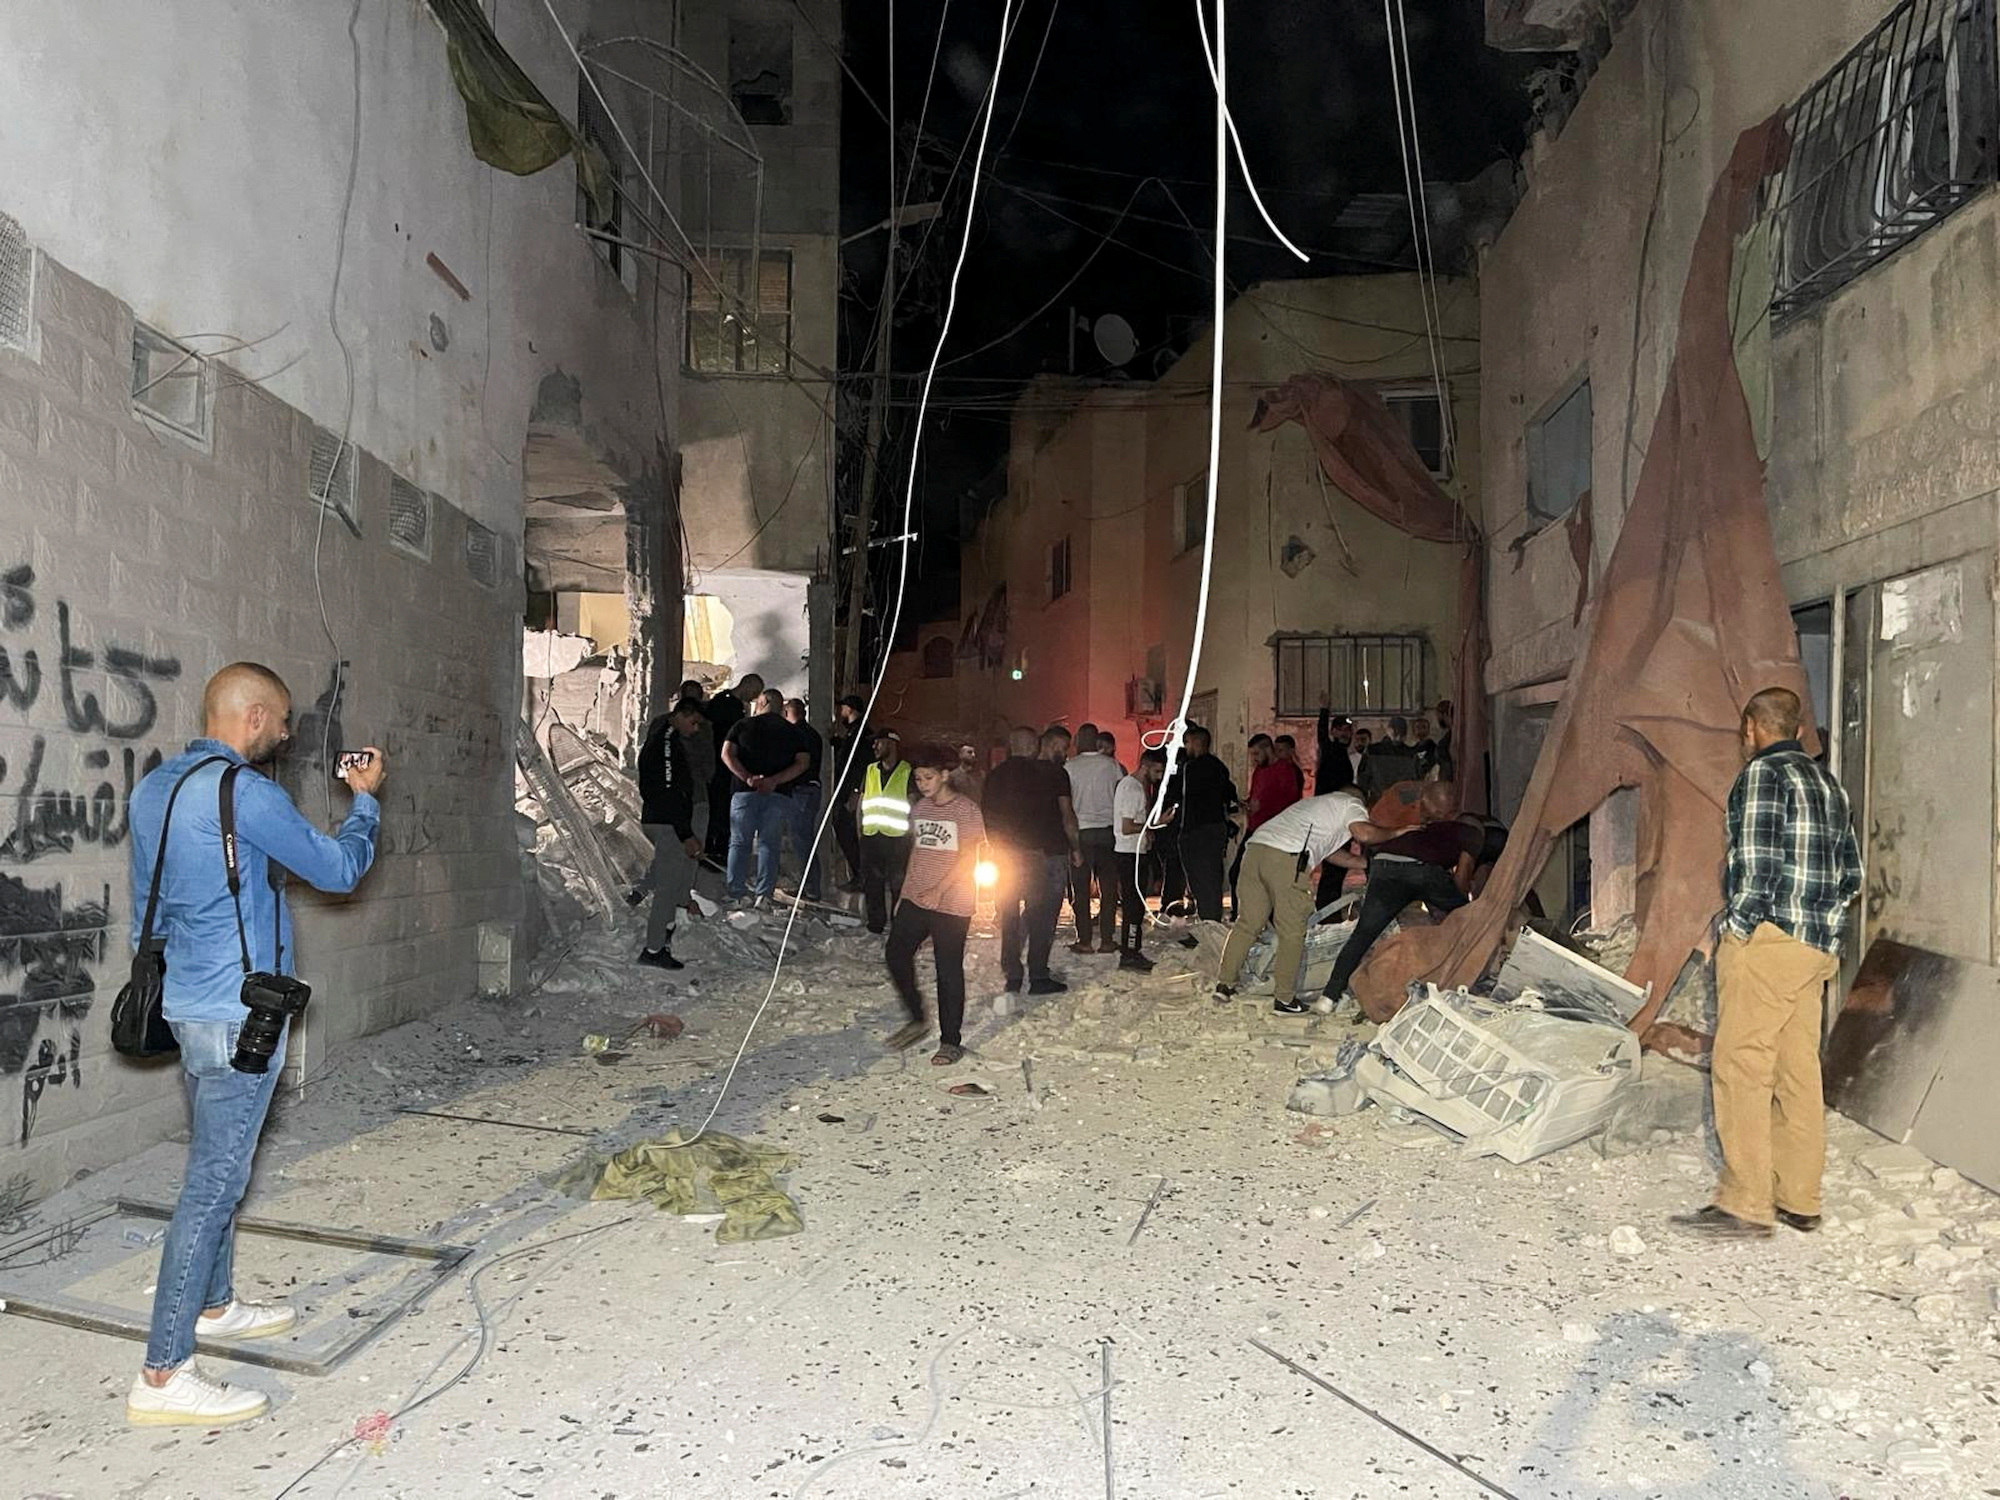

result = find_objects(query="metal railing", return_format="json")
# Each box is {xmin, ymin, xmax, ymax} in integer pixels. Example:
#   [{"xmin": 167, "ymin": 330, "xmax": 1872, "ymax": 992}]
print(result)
[{"xmin": 1770, "ymin": 0, "xmax": 1999, "ymax": 323}]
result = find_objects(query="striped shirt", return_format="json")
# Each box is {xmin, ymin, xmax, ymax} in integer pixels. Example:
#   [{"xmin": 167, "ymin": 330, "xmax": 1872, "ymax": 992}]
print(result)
[
  {"xmin": 1723, "ymin": 740, "xmax": 1863, "ymax": 954},
  {"xmin": 902, "ymin": 793, "xmax": 987, "ymax": 918}
]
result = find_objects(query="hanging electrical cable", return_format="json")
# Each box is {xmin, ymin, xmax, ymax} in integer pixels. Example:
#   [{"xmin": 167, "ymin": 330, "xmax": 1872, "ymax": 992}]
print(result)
[
  {"xmin": 1140, "ymin": 0, "xmax": 1232, "ymax": 858},
  {"xmin": 1381, "ymin": 0, "xmax": 1457, "ymax": 474},
  {"xmin": 672, "ymin": 0, "xmax": 1025, "ymax": 1151},
  {"xmin": 1190, "ymin": 0, "xmax": 1307, "ymax": 264}
]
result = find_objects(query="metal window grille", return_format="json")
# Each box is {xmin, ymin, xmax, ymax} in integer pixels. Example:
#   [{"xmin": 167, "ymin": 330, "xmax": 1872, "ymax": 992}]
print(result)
[
  {"xmin": 464, "ymin": 519, "xmax": 498, "ymax": 587},
  {"xmin": 0, "ymin": 212, "xmax": 32, "ymax": 352},
  {"xmin": 308, "ymin": 426, "xmax": 360, "ymax": 536},
  {"xmin": 387, "ymin": 476, "xmax": 433, "ymax": 560},
  {"xmin": 1273, "ymin": 633, "xmax": 1429, "ymax": 719},
  {"xmin": 129, "ymin": 324, "xmax": 209, "ymax": 443},
  {"xmin": 1770, "ymin": 0, "xmax": 1999, "ymax": 323},
  {"xmin": 685, "ymin": 248, "xmax": 792, "ymax": 375},
  {"xmin": 577, "ymin": 78, "xmax": 626, "ymax": 279}
]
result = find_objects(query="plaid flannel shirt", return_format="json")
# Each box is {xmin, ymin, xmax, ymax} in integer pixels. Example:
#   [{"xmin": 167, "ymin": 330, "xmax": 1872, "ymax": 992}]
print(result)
[{"xmin": 1723, "ymin": 740, "xmax": 1863, "ymax": 954}]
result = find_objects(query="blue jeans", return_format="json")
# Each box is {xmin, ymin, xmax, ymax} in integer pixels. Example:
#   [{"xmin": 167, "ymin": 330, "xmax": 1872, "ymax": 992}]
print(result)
[
  {"xmin": 727, "ymin": 789, "xmax": 790, "ymax": 899},
  {"xmin": 144, "ymin": 1017, "xmax": 287, "ymax": 1370},
  {"xmin": 997, "ymin": 850, "xmax": 1069, "ymax": 982},
  {"xmin": 785, "ymin": 784, "xmax": 824, "ymax": 901}
]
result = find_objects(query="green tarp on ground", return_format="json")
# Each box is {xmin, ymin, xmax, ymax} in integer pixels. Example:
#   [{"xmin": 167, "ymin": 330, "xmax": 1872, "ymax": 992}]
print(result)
[{"xmin": 552, "ymin": 1128, "xmax": 805, "ymax": 1244}]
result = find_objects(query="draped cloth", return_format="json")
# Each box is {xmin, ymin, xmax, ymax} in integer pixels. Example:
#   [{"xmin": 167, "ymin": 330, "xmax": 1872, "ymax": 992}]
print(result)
[{"xmin": 1345, "ymin": 117, "xmax": 1811, "ymax": 1032}]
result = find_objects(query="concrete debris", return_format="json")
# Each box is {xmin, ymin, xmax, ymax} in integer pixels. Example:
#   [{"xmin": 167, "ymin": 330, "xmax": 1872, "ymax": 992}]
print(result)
[
  {"xmin": 1562, "ymin": 1321, "xmax": 1599, "ymax": 1344},
  {"xmin": 1187, "ymin": 911, "xmax": 1361, "ymax": 998},
  {"xmin": 1885, "ymin": 1439, "xmax": 1953, "ymax": 1476},
  {"xmin": 1858, "ymin": 1142, "xmax": 1936, "ymax": 1185},
  {"xmin": 1608, "ymin": 1225, "xmax": 1647, "ymax": 1257},
  {"xmin": 1596, "ymin": 1056, "xmax": 1710, "ymax": 1156}
]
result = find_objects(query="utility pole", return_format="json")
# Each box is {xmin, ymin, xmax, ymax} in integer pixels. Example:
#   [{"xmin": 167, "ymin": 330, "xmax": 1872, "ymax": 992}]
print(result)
[{"xmin": 837, "ymin": 201, "xmax": 939, "ymax": 695}]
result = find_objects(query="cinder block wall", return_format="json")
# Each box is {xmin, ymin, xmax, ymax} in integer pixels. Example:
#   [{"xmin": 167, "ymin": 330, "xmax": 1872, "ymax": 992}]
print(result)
[{"xmin": 0, "ymin": 252, "xmax": 523, "ymax": 1196}]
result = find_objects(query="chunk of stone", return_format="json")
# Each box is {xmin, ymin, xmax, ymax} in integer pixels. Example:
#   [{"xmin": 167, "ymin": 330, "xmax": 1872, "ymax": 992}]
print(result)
[
  {"xmin": 1288, "ymin": 1074, "xmax": 1366, "ymax": 1118},
  {"xmin": 1609, "ymin": 1225, "xmax": 1647, "ymax": 1258},
  {"xmin": 1857, "ymin": 1142, "xmax": 1934, "ymax": 1185}
]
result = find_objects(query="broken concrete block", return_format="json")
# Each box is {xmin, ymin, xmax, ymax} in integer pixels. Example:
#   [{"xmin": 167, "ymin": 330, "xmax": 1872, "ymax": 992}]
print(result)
[
  {"xmin": 1609, "ymin": 1225, "xmax": 1647, "ymax": 1257},
  {"xmin": 1913, "ymin": 1293, "xmax": 1958, "ymax": 1325},
  {"xmin": 1857, "ymin": 1142, "xmax": 1933, "ymax": 1184},
  {"xmin": 1288, "ymin": 1074, "xmax": 1366, "ymax": 1118},
  {"xmin": 1885, "ymin": 1440, "xmax": 1952, "ymax": 1476}
]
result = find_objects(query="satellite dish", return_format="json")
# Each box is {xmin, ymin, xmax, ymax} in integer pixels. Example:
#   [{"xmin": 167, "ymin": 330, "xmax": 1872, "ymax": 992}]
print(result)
[{"xmin": 1091, "ymin": 313, "xmax": 1138, "ymax": 368}]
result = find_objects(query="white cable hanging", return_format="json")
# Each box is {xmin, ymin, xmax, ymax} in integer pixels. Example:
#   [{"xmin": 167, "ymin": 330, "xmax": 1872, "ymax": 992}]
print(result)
[{"xmin": 1192, "ymin": 0, "xmax": 1308, "ymax": 264}]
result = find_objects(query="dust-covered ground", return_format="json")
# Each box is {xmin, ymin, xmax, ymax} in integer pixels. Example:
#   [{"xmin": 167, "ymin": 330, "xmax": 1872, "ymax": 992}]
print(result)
[{"xmin": 3, "ymin": 904, "xmax": 1997, "ymax": 1500}]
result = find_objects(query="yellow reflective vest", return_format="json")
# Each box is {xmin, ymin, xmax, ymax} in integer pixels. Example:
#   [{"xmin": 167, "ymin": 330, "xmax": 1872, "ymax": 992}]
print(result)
[{"xmin": 861, "ymin": 761, "xmax": 914, "ymax": 837}]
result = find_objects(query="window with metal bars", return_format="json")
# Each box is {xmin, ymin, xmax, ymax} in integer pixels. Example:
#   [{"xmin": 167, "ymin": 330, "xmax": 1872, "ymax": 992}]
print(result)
[
  {"xmin": 685, "ymin": 248, "xmax": 793, "ymax": 375},
  {"xmin": 308, "ymin": 425, "xmax": 360, "ymax": 536},
  {"xmin": 387, "ymin": 476, "xmax": 433, "ymax": 561},
  {"xmin": 577, "ymin": 77, "xmax": 627, "ymax": 280},
  {"xmin": 1272, "ymin": 633, "xmax": 1429, "ymax": 719},
  {"xmin": 1769, "ymin": 0, "xmax": 1998, "ymax": 323}
]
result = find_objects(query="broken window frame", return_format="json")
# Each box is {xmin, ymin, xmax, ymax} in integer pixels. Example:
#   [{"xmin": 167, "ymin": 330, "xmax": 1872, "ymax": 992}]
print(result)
[
  {"xmin": 727, "ymin": 15, "xmax": 795, "ymax": 127},
  {"xmin": 576, "ymin": 75, "xmax": 634, "ymax": 291},
  {"xmin": 1375, "ymin": 382, "xmax": 1451, "ymax": 480},
  {"xmin": 1525, "ymin": 372, "xmax": 1592, "ymax": 526},
  {"xmin": 1176, "ymin": 469, "xmax": 1208, "ymax": 556},
  {"xmin": 1271, "ymin": 632, "xmax": 1429, "ymax": 720},
  {"xmin": 1768, "ymin": 0, "xmax": 1999, "ymax": 323},
  {"xmin": 685, "ymin": 247, "xmax": 793, "ymax": 376},
  {"xmin": 1047, "ymin": 534, "xmax": 1073, "ymax": 602}
]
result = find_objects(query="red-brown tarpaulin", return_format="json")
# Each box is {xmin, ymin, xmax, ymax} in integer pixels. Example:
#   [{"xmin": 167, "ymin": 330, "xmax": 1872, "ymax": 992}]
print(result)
[
  {"xmin": 1249, "ymin": 375, "xmax": 1488, "ymax": 814},
  {"xmin": 1350, "ymin": 117, "xmax": 1811, "ymax": 1032}
]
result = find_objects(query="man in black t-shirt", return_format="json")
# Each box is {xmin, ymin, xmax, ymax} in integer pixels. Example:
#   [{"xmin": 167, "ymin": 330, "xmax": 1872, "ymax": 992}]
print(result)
[
  {"xmin": 719, "ymin": 688, "xmax": 808, "ymax": 904},
  {"xmin": 984, "ymin": 726, "xmax": 1081, "ymax": 993},
  {"xmin": 1171, "ymin": 726, "xmax": 1237, "ymax": 923},
  {"xmin": 1320, "ymin": 781, "xmax": 1481, "ymax": 1004},
  {"xmin": 702, "ymin": 672, "xmax": 761, "ymax": 862},
  {"xmin": 782, "ymin": 698, "xmax": 826, "ymax": 902}
]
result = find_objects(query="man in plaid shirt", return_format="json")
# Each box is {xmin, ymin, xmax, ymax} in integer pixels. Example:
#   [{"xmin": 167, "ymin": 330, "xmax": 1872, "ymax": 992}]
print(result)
[{"xmin": 1675, "ymin": 687, "xmax": 1863, "ymax": 1240}]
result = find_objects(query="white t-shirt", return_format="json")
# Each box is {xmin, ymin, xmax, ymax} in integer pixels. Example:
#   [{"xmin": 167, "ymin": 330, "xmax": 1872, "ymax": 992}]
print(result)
[
  {"xmin": 1112, "ymin": 774, "xmax": 1155, "ymax": 854},
  {"xmin": 1247, "ymin": 792, "xmax": 1368, "ymax": 869},
  {"xmin": 1066, "ymin": 751, "xmax": 1124, "ymax": 830}
]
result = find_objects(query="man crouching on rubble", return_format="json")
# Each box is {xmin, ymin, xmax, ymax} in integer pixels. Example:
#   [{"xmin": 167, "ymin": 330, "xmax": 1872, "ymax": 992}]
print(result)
[
  {"xmin": 1673, "ymin": 687, "xmax": 1861, "ymax": 1241},
  {"xmin": 126, "ymin": 664, "xmax": 383, "ymax": 1426}
]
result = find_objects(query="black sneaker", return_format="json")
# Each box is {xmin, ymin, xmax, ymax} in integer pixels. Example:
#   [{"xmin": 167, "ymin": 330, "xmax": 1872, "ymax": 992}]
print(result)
[
  {"xmin": 1119, "ymin": 952, "xmax": 1155, "ymax": 973},
  {"xmin": 1212, "ymin": 983, "xmax": 1236, "ymax": 1004},
  {"xmin": 1003, "ymin": 971, "xmax": 1024, "ymax": 994},
  {"xmin": 1271, "ymin": 996, "xmax": 1309, "ymax": 1015},
  {"xmin": 1028, "ymin": 975, "xmax": 1068, "ymax": 996},
  {"xmin": 1776, "ymin": 1208, "xmax": 1822, "ymax": 1233},
  {"xmin": 637, "ymin": 948, "xmax": 684, "ymax": 971},
  {"xmin": 1668, "ymin": 1205, "xmax": 1773, "ymax": 1240}
]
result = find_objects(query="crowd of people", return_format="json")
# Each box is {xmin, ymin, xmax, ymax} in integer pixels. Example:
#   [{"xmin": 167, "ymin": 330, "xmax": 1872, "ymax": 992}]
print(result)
[{"xmin": 635, "ymin": 679, "xmax": 1502, "ymax": 1058}]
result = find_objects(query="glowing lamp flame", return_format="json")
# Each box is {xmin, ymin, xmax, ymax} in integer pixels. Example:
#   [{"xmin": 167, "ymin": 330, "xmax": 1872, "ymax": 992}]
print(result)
[{"xmin": 974, "ymin": 859, "xmax": 999, "ymax": 889}]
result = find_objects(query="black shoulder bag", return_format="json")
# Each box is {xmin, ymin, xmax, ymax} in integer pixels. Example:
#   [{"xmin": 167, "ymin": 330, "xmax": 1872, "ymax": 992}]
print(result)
[
  {"xmin": 219, "ymin": 764, "xmax": 311, "ymax": 1074},
  {"xmin": 111, "ymin": 755, "xmax": 227, "ymax": 1059}
]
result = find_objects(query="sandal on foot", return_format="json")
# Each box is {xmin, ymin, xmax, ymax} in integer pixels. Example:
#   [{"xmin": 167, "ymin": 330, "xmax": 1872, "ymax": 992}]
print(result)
[
  {"xmin": 931, "ymin": 1044, "xmax": 965, "ymax": 1066},
  {"xmin": 885, "ymin": 1020, "xmax": 928, "ymax": 1051}
]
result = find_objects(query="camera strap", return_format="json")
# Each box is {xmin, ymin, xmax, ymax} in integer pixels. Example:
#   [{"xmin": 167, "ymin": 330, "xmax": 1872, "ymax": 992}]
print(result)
[
  {"xmin": 219, "ymin": 763, "xmax": 288, "ymax": 977},
  {"xmin": 137, "ymin": 755, "xmax": 230, "ymax": 950}
]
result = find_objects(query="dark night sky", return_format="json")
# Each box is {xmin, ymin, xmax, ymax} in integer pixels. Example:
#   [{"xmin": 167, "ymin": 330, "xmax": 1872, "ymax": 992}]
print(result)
[{"xmin": 831, "ymin": 0, "xmax": 1542, "ymax": 634}]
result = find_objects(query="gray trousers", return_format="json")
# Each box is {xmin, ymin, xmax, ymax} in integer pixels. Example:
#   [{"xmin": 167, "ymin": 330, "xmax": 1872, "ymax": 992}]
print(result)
[{"xmin": 644, "ymin": 823, "xmax": 697, "ymax": 950}]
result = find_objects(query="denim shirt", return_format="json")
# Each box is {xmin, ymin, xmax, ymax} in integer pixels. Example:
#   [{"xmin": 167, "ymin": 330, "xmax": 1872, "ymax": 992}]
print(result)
[{"xmin": 128, "ymin": 739, "xmax": 380, "ymax": 1023}]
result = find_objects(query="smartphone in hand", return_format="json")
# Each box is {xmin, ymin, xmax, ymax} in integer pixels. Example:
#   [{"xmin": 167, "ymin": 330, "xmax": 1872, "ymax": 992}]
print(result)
[{"xmin": 335, "ymin": 750, "xmax": 374, "ymax": 781}]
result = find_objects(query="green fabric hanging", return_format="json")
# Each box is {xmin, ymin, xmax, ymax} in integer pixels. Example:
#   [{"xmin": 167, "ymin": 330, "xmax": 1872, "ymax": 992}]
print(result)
[{"xmin": 426, "ymin": 0, "xmax": 615, "ymax": 221}]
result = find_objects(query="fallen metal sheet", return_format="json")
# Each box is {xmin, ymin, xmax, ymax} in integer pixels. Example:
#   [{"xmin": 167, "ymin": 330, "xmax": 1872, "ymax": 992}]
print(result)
[
  {"xmin": 1491, "ymin": 926, "xmax": 1648, "ymax": 1025},
  {"xmin": 0, "ymin": 1199, "xmax": 472, "ymax": 1376},
  {"xmin": 1825, "ymin": 938, "xmax": 2000, "ymax": 1190}
]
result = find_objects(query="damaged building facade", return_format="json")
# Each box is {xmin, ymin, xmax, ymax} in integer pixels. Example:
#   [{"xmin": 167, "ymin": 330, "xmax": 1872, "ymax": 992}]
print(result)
[
  {"xmin": 0, "ymin": 0, "xmax": 836, "ymax": 1194},
  {"xmin": 1482, "ymin": 0, "xmax": 2000, "ymax": 958},
  {"xmin": 892, "ymin": 276, "xmax": 1480, "ymax": 789}
]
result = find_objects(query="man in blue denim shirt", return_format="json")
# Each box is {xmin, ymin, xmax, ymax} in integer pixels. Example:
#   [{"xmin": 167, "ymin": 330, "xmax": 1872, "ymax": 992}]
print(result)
[{"xmin": 124, "ymin": 663, "xmax": 383, "ymax": 1427}]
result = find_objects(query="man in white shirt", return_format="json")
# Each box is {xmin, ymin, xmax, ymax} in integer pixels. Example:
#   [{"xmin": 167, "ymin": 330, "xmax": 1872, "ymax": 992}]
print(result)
[
  {"xmin": 1214, "ymin": 790, "xmax": 1369, "ymax": 1013},
  {"xmin": 1066, "ymin": 729, "xmax": 1128, "ymax": 954},
  {"xmin": 1112, "ymin": 748, "xmax": 1168, "ymax": 972}
]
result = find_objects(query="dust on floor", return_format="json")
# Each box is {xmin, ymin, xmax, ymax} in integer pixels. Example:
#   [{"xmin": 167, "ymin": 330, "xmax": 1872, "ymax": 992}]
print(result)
[{"xmin": 3, "ymin": 907, "xmax": 1997, "ymax": 1500}]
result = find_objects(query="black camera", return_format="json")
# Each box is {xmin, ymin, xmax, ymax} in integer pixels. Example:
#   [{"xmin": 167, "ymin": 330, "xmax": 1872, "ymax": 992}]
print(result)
[{"xmin": 232, "ymin": 972, "xmax": 313, "ymax": 1074}]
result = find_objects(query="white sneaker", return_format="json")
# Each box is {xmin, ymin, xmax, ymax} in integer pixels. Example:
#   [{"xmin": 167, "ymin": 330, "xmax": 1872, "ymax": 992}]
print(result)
[
  {"xmin": 126, "ymin": 1360, "xmax": 269, "ymax": 1427},
  {"xmin": 198, "ymin": 1298, "xmax": 297, "ymax": 1340}
]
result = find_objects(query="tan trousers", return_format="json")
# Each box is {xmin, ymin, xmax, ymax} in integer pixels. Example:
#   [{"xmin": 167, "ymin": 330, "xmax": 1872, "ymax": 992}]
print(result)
[
  {"xmin": 1218, "ymin": 843, "xmax": 1318, "ymax": 999},
  {"xmin": 1712, "ymin": 921, "xmax": 1839, "ymax": 1223}
]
